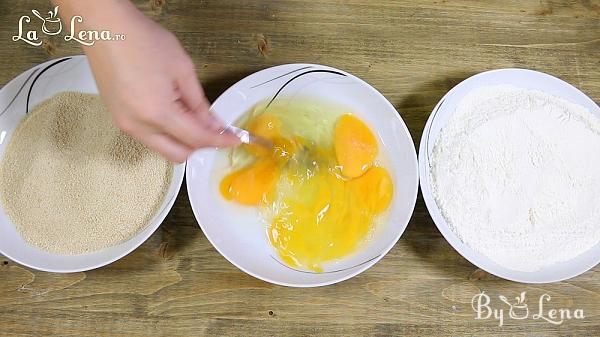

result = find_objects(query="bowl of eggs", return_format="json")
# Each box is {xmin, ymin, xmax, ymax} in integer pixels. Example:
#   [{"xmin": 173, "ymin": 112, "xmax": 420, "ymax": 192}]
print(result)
[{"xmin": 186, "ymin": 64, "xmax": 419, "ymax": 287}]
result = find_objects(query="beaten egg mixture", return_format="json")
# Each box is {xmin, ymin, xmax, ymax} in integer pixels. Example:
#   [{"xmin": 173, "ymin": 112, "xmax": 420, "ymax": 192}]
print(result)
[{"xmin": 220, "ymin": 100, "xmax": 393, "ymax": 272}]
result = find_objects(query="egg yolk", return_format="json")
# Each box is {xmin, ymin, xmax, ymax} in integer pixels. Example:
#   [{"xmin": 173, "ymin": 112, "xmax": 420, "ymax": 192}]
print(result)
[
  {"xmin": 243, "ymin": 113, "xmax": 299, "ymax": 162},
  {"xmin": 348, "ymin": 166, "xmax": 393, "ymax": 214},
  {"xmin": 334, "ymin": 114, "xmax": 378, "ymax": 178},
  {"xmin": 220, "ymin": 112, "xmax": 393, "ymax": 272},
  {"xmin": 219, "ymin": 159, "xmax": 279, "ymax": 206}
]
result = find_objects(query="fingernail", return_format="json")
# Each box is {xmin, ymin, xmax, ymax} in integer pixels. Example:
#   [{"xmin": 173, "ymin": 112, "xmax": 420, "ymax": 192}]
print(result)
[
  {"xmin": 225, "ymin": 138, "xmax": 242, "ymax": 147},
  {"xmin": 230, "ymin": 134, "xmax": 242, "ymax": 145},
  {"xmin": 206, "ymin": 113, "xmax": 225, "ymax": 131}
]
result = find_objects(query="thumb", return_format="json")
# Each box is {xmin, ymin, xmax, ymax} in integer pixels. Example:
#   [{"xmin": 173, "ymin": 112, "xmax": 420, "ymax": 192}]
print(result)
[{"xmin": 176, "ymin": 62, "xmax": 211, "ymax": 118}]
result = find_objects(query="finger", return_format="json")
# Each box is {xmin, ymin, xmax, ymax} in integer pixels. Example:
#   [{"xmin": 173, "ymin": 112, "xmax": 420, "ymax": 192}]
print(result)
[
  {"xmin": 175, "ymin": 61, "xmax": 210, "ymax": 115},
  {"xmin": 139, "ymin": 132, "xmax": 193, "ymax": 163},
  {"xmin": 160, "ymin": 100, "xmax": 241, "ymax": 149},
  {"xmin": 173, "ymin": 61, "xmax": 230, "ymax": 133}
]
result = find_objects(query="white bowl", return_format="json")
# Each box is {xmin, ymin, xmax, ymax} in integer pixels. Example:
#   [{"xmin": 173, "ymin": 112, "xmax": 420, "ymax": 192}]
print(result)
[
  {"xmin": 419, "ymin": 68, "xmax": 600, "ymax": 283},
  {"xmin": 187, "ymin": 64, "xmax": 419, "ymax": 287},
  {"xmin": 0, "ymin": 55, "xmax": 185, "ymax": 272}
]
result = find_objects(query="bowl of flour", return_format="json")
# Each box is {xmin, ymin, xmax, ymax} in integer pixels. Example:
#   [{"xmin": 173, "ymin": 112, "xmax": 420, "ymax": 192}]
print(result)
[
  {"xmin": 0, "ymin": 56, "xmax": 185, "ymax": 272},
  {"xmin": 419, "ymin": 69, "xmax": 600, "ymax": 283}
]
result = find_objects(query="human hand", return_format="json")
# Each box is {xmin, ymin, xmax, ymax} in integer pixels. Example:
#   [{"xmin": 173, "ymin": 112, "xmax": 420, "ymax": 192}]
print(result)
[{"xmin": 76, "ymin": 4, "xmax": 240, "ymax": 162}]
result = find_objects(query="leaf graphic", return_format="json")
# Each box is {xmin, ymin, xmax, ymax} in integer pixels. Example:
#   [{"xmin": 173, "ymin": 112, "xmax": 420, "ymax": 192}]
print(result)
[
  {"xmin": 31, "ymin": 9, "xmax": 44, "ymax": 20},
  {"xmin": 519, "ymin": 291, "xmax": 526, "ymax": 303}
]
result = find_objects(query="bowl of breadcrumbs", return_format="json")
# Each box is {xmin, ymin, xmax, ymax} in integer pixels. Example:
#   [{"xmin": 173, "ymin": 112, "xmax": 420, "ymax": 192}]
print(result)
[{"xmin": 0, "ymin": 56, "xmax": 184, "ymax": 272}]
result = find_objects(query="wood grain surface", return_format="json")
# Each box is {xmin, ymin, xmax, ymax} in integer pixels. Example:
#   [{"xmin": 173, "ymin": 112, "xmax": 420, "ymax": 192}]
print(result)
[{"xmin": 1, "ymin": 1, "xmax": 599, "ymax": 336}]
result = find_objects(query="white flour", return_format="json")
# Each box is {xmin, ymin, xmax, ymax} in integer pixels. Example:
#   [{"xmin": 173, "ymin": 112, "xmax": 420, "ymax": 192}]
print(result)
[{"xmin": 431, "ymin": 85, "xmax": 600, "ymax": 272}]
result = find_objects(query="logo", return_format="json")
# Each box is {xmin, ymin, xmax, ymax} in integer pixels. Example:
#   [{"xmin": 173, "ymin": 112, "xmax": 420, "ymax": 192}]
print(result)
[
  {"xmin": 12, "ymin": 6, "xmax": 126, "ymax": 47},
  {"xmin": 472, "ymin": 291, "xmax": 585, "ymax": 326}
]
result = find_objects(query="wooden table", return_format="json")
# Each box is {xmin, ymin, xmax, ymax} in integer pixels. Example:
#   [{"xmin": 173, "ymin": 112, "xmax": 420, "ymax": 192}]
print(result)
[{"xmin": 1, "ymin": 1, "xmax": 599, "ymax": 336}]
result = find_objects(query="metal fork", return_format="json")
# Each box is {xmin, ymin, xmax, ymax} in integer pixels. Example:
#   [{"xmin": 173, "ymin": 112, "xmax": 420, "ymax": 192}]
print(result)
[{"xmin": 220, "ymin": 124, "xmax": 274, "ymax": 150}]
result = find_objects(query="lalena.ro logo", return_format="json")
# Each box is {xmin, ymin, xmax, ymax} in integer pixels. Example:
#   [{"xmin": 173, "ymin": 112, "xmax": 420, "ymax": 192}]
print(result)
[
  {"xmin": 12, "ymin": 6, "xmax": 126, "ymax": 47},
  {"xmin": 472, "ymin": 291, "xmax": 585, "ymax": 326}
]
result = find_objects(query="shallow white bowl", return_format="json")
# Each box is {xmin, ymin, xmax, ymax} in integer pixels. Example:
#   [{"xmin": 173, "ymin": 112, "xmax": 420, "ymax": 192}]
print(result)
[
  {"xmin": 419, "ymin": 68, "xmax": 600, "ymax": 283},
  {"xmin": 187, "ymin": 64, "xmax": 419, "ymax": 287},
  {"xmin": 0, "ymin": 55, "xmax": 185, "ymax": 272}
]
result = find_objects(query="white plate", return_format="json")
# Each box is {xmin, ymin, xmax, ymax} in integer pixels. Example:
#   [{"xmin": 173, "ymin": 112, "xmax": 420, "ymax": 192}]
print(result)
[
  {"xmin": 186, "ymin": 64, "xmax": 419, "ymax": 287},
  {"xmin": 419, "ymin": 68, "xmax": 600, "ymax": 283},
  {"xmin": 0, "ymin": 55, "xmax": 185, "ymax": 272}
]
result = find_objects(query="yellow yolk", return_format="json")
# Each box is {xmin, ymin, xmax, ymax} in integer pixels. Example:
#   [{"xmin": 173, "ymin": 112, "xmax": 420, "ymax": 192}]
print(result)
[
  {"xmin": 268, "ymin": 166, "xmax": 393, "ymax": 272},
  {"xmin": 348, "ymin": 166, "xmax": 393, "ymax": 214},
  {"xmin": 220, "ymin": 111, "xmax": 393, "ymax": 272},
  {"xmin": 334, "ymin": 114, "xmax": 378, "ymax": 178},
  {"xmin": 268, "ymin": 169, "xmax": 348, "ymax": 272},
  {"xmin": 219, "ymin": 160, "xmax": 279, "ymax": 206},
  {"xmin": 243, "ymin": 113, "xmax": 298, "ymax": 162},
  {"xmin": 244, "ymin": 113, "xmax": 282, "ymax": 157}
]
